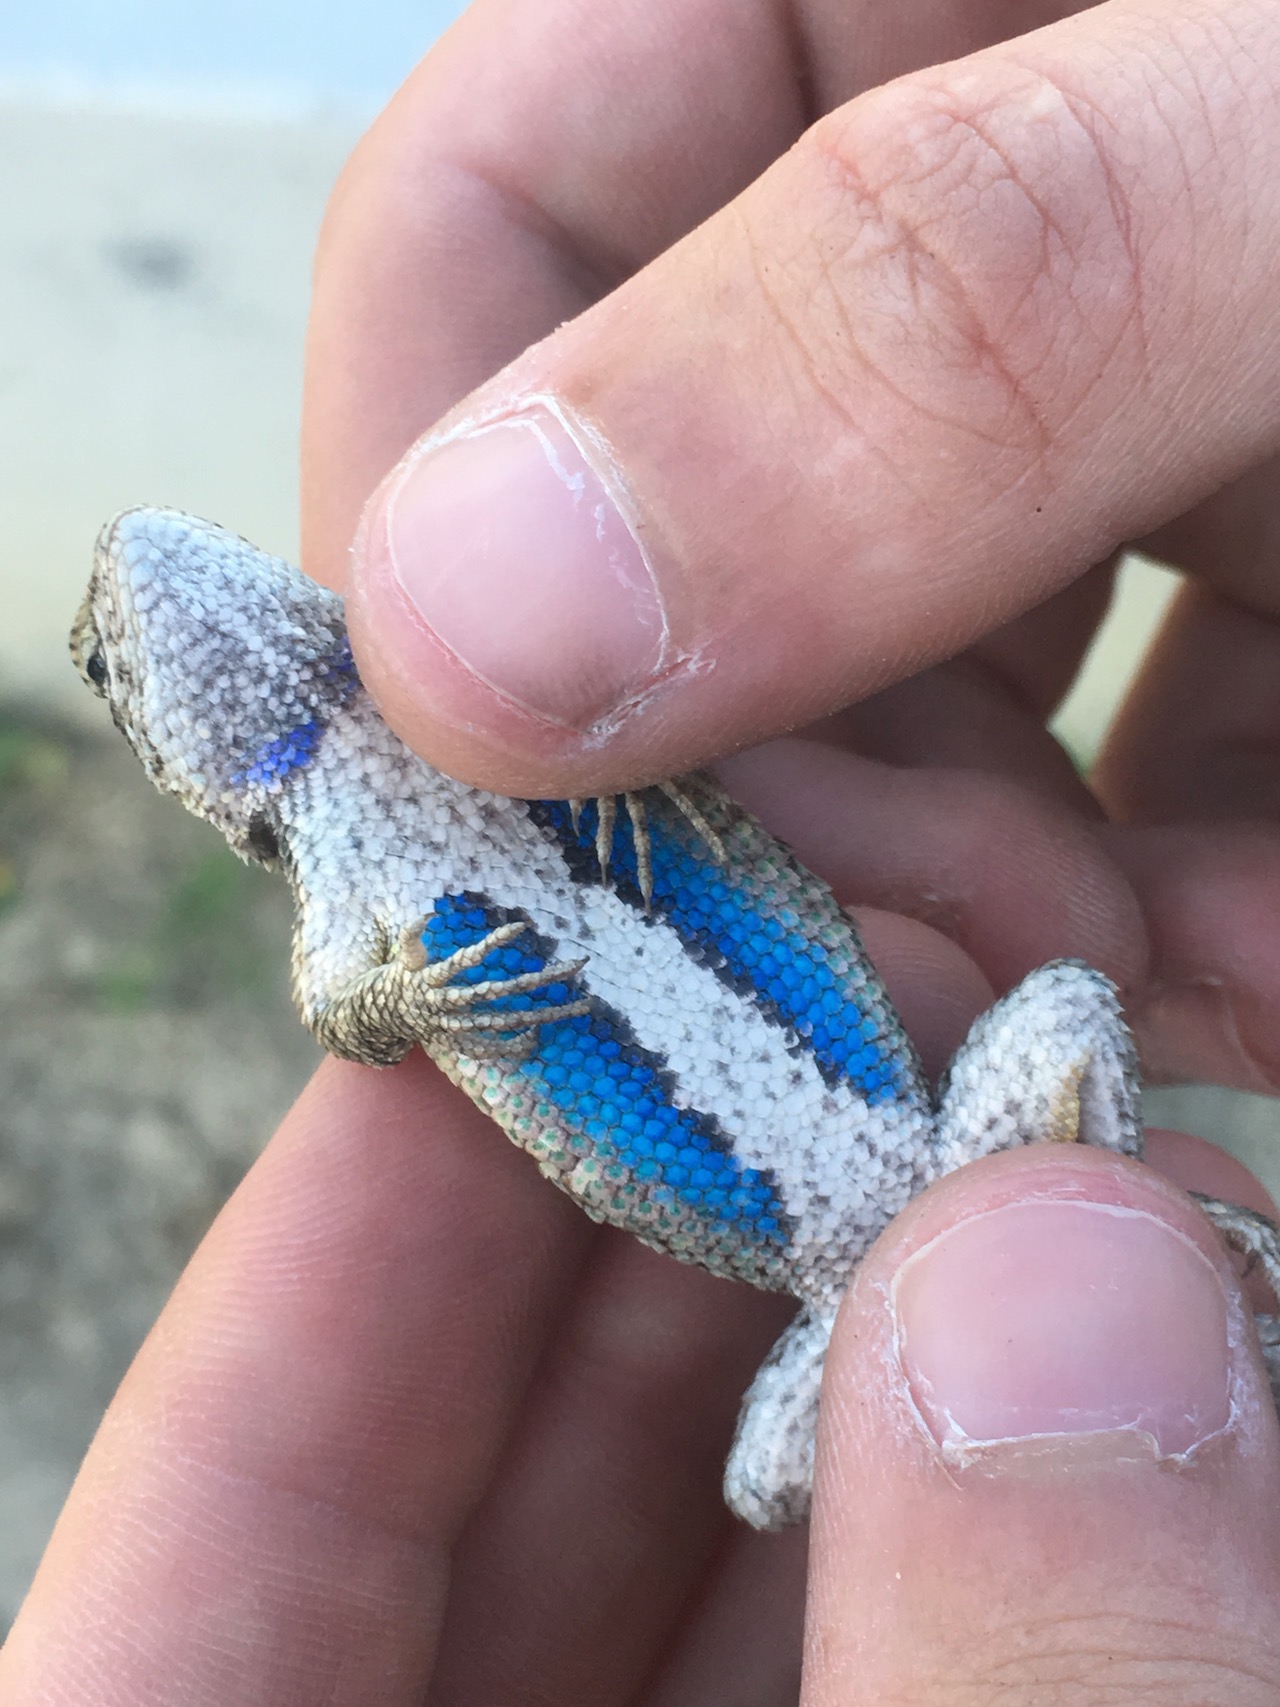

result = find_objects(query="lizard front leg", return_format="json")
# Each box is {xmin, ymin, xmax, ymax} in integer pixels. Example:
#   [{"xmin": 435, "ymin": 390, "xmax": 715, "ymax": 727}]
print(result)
[
  {"xmin": 568, "ymin": 778, "xmax": 727, "ymax": 905},
  {"xmin": 312, "ymin": 918, "xmax": 591, "ymax": 1067}
]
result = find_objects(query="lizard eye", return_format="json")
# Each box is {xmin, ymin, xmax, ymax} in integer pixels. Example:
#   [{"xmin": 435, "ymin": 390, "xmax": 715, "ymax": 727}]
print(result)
[
  {"xmin": 245, "ymin": 812, "xmax": 281, "ymax": 864},
  {"xmin": 84, "ymin": 649, "xmax": 109, "ymax": 692}
]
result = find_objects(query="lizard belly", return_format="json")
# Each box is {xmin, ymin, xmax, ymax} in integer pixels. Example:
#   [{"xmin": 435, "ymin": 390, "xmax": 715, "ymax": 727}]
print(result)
[{"xmin": 413, "ymin": 796, "xmax": 936, "ymax": 1305}]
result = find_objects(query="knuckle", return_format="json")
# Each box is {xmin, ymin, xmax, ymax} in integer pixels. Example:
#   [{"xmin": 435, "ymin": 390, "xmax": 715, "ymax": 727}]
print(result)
[{"xmin": 772, "ymin": 63, "xmax": 1152, "ymax": 480}]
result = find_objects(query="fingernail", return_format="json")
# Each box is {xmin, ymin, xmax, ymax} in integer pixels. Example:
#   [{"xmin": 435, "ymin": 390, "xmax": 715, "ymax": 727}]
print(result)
[
  {"xmin": 893, "ymin": 1198, "xmax": 1232, "ymax": 1459},
  {"xmin": 359, "ymin": 404, "xmax": 670, "ymax": 731}
]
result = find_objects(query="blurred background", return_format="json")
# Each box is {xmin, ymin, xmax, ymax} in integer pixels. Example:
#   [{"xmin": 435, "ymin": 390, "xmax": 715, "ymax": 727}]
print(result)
[
  {"xmin": 1, "ymin": 0, "xmax": 1276, "ymax": 1634},
  {"xmin": 0, "ymin": 0, "xmax": 472, "ymax": 1628}
]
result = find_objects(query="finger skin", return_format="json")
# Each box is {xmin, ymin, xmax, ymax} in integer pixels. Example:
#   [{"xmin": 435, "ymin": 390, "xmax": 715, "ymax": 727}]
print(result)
[
  {"xmin": 346, "ymin": 0, "xmax": 1280, "ymax": 796},
  {"xmin": 0, "ymin": 1056, "xmax": 594, "ymax": 1707},
  {"xmin": 641, "ymin": 1525, "xmax": 809, "ymax": 1707},
  {"xmin": 803, "ymin": 1145, "xmax": 1280, "ymax": 1705},
  {"xmin": 1096, "ymin": 580, "xmax": 1280, "ymax": 822},
  {"xmin": 1104, "ymin": 824, "xmax": 1280, "ymax": 1092},
  {"xmin": 3, "ymin": 1051, "xmax": 1273, "ymax": 1701},
  {"xmin": 830, "ymin": 563, "xmax": 1118, "ymax": 806},
  {"xmin": 425, "ymin": 1235, "xmax": 792, "ymax": 1707},
  {"xmin": 301, "ymin": 0, "xmax": 806, "ymax": 584},
  {"xmin": 724, "ymin": 735, "xmax": 1280, "ymax": 1095},
  {"xmin": 301, "ymin": 0, "xmax": 1089, "ymax": 592}
]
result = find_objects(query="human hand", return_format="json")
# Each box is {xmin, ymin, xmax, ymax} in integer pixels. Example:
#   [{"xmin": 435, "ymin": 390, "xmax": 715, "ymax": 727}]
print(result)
[
  {"xmin": 2, "ymin": 1054, "xmax": 1278, "ymax": 1703},
  {"xmin": 302, "ymin": 0, "xmax": 1280, "ymax": 1688},
  {"xmin": 11, "ymin": 0, "xmax": 1280, "ymax": 1696},
  {"xmin": 299, "ymin": 0, "xmax": 1280, "ymax": 1100}
]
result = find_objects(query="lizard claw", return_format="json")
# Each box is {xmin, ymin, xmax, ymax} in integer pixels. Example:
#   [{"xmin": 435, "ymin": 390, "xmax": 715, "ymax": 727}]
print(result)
[
  {"xmin": 656, "ymin": 778, "xmax": 727, "ymax": 867},
  {"xmin": 319, "ymin": 915, "xmax": 593, "ymax": 1067},
  {"xmin": 594, "ymin": 795, "xmax": 617, "ymax": 885},
  {"xmin": 396, "ymin": 916, "xmax": 429, "ymax": 970},
  {"xmin": 571, "ymin": 778, "xmax": 727, "ymax": 909}
]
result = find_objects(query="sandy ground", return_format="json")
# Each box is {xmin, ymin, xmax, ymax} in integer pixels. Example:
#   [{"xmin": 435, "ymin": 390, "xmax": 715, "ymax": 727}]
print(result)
[{"xmin": 0, "ymin": 92, "xmax": 1276, "ymax": 1634}]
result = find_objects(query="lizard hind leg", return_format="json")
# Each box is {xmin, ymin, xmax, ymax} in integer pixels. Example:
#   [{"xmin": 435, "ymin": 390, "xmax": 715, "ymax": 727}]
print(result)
[
  {"xmin": 933, "ymin": 967, "xmax": 1280, "ymax": 1417},
  {"xmin": 724, "ymin": 1307, "xmax": 836, "ymax": 1530},
  {"xmin": 933, "ymin": 958, "xmax": 1144, "ymax": 1177}
]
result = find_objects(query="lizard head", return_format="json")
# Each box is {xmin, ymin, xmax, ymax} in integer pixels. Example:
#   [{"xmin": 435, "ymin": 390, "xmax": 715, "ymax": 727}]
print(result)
[{"xmin": 73, "ymin": 508, "xmax": 356, "ymax": 868}]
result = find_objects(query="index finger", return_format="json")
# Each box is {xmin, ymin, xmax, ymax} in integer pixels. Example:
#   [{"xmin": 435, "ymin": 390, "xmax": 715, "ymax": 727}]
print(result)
[
  {"xmin": 301, "ymin": 0, "xmax": 806, "ymax": 584},
  {"xmin": 302, "ymin": 0, "xmax": 1068, "ymax": 586}
]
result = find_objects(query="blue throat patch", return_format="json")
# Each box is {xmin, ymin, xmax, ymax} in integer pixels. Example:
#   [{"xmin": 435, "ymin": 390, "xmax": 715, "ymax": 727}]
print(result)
[{"xmin": 232, "ymin": 636, "xmax": 360, "ymax": 790}]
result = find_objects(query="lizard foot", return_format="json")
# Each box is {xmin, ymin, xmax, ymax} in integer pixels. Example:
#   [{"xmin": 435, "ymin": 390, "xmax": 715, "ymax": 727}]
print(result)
[
  {"xmin": 568, "ymin": 778, "xmax": 727, "ymax": 907},
  {"xmin": 314, "ymin": 917, "xmax": 592, "ymax": 1067},
  {"xmin": 724, "ymin": 1307, "xmax": 834, "ymax": 1530},
  {"xmin": 1191, "ymin": 1192, "xmax": 1280, "ymax": 1407}
]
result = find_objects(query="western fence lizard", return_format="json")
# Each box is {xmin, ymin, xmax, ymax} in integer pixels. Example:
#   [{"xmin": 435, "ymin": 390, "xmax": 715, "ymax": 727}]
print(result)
[{"xmin": 72, "ymin": 505, "xmax": 1280, "ymax": 1528}]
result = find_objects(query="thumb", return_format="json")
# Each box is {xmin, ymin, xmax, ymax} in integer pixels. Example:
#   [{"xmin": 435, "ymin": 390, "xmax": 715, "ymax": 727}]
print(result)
[
  {"xmin": 343, "ymin": 0, "xmax": 1280, "ymax": 797},
  {"xmin": 802, "ymin": 1144, "xmax": 1280, "ymax": 1704}
]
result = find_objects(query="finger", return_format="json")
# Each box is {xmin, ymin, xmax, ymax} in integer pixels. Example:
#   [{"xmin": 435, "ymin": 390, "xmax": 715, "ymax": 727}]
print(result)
[
  {"xmin": 1146, "ymin": 1129, "xmax": 1279, "ymax": 1313},
  {"xmin": 302, "ymin": 0, "xmax": 806, "ymax": 583},
  {"xmin": 1140, "ymin": 453, "xmax": 1280, "ymax": 613},
  {"xmin": 805, "ymin": 1144, "xmax": 1280, "ymax": 1703},
  {"xmin": 644, "ymin": 1525, "xmax": 808, "ymax": 1707},
  {"xmin": 0, "ymin": 1055, "xmax": 592, "ymax": 1707},
  {"xmin": 344, "ymin": 0, "xmax": 1280, "ymax": 796},
  {"xmin": 832, "ymin": 561, "xmax": 1117, "ymax": 808},
  {"xmin": 1095, "ymin": 580, "xmax": 1280, "ymax": 821},
  {"xmin": 1104, "ymin": 822, "xmax": 1280, "ymax": 1092},
  {"xmin": 427, "ymin": 1237, "xmax": 792, "ymax": 1705},
  {"xmin": 719, "ymin": 737, "xmax": 1147, "ymax": 999},
  {"xmin": 1095, "ymin": 457, "xmax": 1280, "ymax": 819},
  {"xmin": 722, "ymin": 737, "xmax": 1280, "ymax": 1092},
  {"xmin": 302, "ymin": 0, "xmax": 1091, "ymax": 587},
  {"xmin": 1147, "ymin": 1129, "xmax": 1279, "ymax": 1222}
]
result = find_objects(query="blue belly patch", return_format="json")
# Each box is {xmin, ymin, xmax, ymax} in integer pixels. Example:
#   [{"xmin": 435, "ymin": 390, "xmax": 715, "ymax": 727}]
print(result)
[
  {"xmin": 424, "ymin": 892, "xmax": 789, "ymax": 1247},
  {"xmin": 528, "ymin": 796, "xmax": 912, "ymax": 1106}
]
